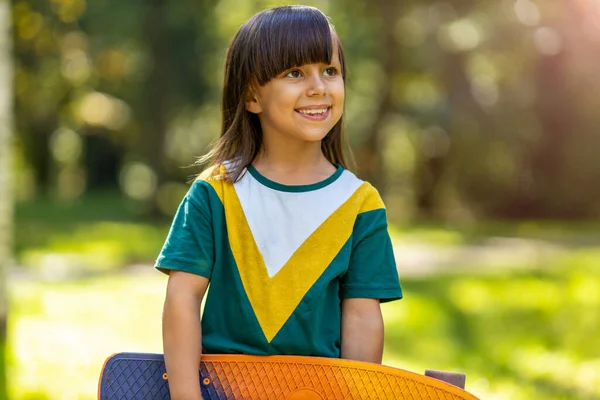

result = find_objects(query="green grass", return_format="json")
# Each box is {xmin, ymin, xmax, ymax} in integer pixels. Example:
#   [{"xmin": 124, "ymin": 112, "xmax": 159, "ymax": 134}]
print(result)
[
  {"xmin": 390, "ymin": 219, "xmax": 600, "ymax": 248},
  {"xmin": 15, "ymin": 192, "xmax": 170, "ymax": 275},
  {"xmin": 382, "ymin": 251, "xmax": 600, "ymax": 400},
  {"xmin": 8, "ymin": 271, "xmax": 167, "ymax": 400}
]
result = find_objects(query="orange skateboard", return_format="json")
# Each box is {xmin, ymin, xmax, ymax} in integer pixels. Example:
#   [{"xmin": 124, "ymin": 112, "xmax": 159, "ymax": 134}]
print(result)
[{"xmin": 98, "ymin": 352, "xmax": 479, "ymax": 399}]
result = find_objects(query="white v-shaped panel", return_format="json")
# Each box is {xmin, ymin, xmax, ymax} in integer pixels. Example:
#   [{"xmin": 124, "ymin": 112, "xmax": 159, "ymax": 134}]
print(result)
[{"xmin": 233, "ymin": 170, "xmax": 363, "ymax": 277}]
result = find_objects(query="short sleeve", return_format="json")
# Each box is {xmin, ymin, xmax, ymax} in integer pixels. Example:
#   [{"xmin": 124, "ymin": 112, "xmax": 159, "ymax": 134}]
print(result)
[
  {"xmin": 340, "ymin": 206, "xmax": 402, "ymax": 303},
  {"xmin": 154, "ymin": 180, "xmax": 214, "ymax": 279}
]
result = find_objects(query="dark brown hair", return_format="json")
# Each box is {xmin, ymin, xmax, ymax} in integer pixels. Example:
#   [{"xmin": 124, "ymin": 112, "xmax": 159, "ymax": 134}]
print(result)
[{"xmin": 198, "ymin": 5, "xmax": 351, "ymax": 182}]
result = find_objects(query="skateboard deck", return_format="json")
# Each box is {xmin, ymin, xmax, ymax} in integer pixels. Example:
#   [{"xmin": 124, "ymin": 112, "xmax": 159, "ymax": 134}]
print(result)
[{"xmin": 98, "ymin": 352, "xmax": 479, "ymax": 400}]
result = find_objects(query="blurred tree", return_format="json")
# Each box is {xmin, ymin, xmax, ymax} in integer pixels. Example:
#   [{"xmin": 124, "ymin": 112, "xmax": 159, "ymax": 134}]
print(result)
[
  {"xmin": 138, "ymin": 0, "xmax": 172, "ymax": 216},
  {"xmin": 134, "ymin": 0, "xmax": 220, "ymax": 215},
  {"xmin": 9, "ymin": 0, "xmax": 600, "ymax": 220},
  {"xmin": 12, "ymin": 0, "xmax": 219, "ymax": 210},
  {"xmin": 352, "ymin": 0, "xmax": 403, "ymax": 194},
  {"xmin": 505, "ymin": 2, "xmax": 577, "ymax": 218},
  {"xmin": 0, "ymin": 1, "xmax": 12, "ymax": 397},
  {"xmin": 12, "ymin": 0, "xmax": 61, "ymax": 194}
]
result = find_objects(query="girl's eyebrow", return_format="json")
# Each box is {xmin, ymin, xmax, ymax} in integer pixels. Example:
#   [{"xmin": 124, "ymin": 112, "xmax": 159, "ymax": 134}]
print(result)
[
  {"xmin": 280, "ymin": 60, "xmax": 339, "ymax": 73},
  {"xmin": 304, "ymin": 61, "xmax": 340, "ymax": 66}
]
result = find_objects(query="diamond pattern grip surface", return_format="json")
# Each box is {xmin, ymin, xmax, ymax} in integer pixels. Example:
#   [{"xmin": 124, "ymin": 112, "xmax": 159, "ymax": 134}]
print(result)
[{"xmin": 98, "ymin": 353, "xmax": 480, "ymax": 400}]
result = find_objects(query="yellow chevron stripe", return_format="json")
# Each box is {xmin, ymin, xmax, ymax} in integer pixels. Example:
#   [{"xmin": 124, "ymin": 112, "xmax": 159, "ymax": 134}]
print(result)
[
  {"xmin": 206, "ymin": 178, "xmax": 383, "ymax": 342},
  {"xmin": 359, "ymin": 183, "xmax": 385, "ymax": 213}
]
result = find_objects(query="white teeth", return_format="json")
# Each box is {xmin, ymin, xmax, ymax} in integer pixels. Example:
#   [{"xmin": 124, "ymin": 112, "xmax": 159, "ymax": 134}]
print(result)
[{"xmin": 298, "ymin": 108, "xmax": 328, "ymax": 115}]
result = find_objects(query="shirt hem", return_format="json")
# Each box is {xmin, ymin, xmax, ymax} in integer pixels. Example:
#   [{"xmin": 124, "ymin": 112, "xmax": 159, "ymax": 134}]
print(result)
[{"xmin": 154, "ymin": 259, "xmax": 212, "ymax": 279}]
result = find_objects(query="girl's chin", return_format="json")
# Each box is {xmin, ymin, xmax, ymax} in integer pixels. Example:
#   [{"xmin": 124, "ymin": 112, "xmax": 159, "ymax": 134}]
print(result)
[{"xmin": 295, "ymin": 131, "xmax": 332, "ymax": 143}]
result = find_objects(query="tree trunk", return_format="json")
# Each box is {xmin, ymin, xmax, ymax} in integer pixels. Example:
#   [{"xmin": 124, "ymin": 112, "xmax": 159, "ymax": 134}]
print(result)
[
  {"xmin": 23, "ymin": 121, "xmax": 53, "ymax": 192},
  {"xmin": 354, "ymin": 0, "xmax": 401, "ymax": 194},
  {"xmin": 141, "ymin": 0, "xmax": 171, "ymax": 216},
  {"xmin": 415, "ymin": 48, "xmax": 473, "ymax": 217},
  {"xmin": 413, "ymin": 2, "xmax": 479, "ymax": 218},
  {"xmin": 0, "ymin": 1, "xmax": 14, "ymax": 398},
  {"xmin": 528, "ymin": 51, "xmax": 571, "ymax": 217},
  {"xmin": 502, "ymin": 5, "xmax": 575, "ymax": 218}
]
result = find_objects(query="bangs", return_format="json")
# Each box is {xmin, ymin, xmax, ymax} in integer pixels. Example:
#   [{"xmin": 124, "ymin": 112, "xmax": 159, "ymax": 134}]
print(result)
[{"xmin": 244, "ymin": 6, "xmax": 341, "ymax": 85}]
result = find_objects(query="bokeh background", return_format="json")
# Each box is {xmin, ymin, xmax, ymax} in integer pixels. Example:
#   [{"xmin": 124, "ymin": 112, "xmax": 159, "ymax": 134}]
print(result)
[{"xmin": 1, "ymin": 0, "xmax": 600, "ymax": 399}]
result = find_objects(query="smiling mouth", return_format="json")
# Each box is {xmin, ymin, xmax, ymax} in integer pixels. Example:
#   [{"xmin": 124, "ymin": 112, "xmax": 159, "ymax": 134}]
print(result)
[{"xmin": 295, "ymin": 107, "xmax": 331, "ymax": 119}]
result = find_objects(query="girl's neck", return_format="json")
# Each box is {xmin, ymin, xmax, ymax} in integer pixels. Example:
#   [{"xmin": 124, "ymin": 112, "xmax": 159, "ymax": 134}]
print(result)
[{"xmin": 252, "ymin": 139, "xmax": 336, "ymax": 185}]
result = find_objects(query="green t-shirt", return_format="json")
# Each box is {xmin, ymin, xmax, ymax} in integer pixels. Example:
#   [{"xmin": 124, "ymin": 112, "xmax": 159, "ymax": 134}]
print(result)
[{"xmin": 155, "ymin": 163, "xmax": 402, "ymax": 358}]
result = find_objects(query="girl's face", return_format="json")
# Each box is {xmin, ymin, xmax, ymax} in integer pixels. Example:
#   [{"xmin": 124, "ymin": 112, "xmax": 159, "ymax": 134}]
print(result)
[{"xmin": 245, "ymin": 44, "xmax": 344, "ymax": 146}]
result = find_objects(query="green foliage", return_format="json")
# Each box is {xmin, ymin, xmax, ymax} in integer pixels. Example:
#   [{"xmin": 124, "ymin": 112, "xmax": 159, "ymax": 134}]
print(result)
[
  {"xmin": 10, "ymin": 0, "xmax": 600, "ymax": 219},
  {"xmin": 15, "ymin": 192, "xmax": 170, "ymax": 275}
]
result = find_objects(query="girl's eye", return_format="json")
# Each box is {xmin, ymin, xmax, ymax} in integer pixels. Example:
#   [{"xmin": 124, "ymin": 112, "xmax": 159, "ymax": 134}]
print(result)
[
  {"xmin": 286, "ymin": 70, "xmax": 303, "ymax": 78},
  {"xmin": 324, "ymin": 67, "xmax": 338, "ymax": 76}
]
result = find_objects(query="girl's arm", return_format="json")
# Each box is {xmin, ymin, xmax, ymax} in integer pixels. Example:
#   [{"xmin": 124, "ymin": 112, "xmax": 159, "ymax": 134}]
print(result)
[
  {"xmin": 340, "ymin": 298, "xmax": 384, "ymax": 363},
  {"xmin": 163, "ymin": 270, "xmax": 209, "ymax": 400}
]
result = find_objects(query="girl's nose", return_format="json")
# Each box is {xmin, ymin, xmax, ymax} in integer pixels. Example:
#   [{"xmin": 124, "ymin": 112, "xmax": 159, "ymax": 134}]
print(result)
[{"xmin": 307, "ymin": 73, "xmax": 327, "ymax": 96}]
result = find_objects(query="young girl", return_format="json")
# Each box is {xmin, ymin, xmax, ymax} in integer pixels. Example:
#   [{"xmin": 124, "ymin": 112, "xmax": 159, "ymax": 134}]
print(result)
[{"xmin": 155, "ymin": 5, "xmax": 402, "ymax": 399}]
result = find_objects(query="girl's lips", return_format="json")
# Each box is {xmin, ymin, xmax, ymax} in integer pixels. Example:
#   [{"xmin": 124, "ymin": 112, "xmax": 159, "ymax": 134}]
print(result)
[{"xmin": 295, "ymin": 107, "xmax": 330, "ymax": 121}]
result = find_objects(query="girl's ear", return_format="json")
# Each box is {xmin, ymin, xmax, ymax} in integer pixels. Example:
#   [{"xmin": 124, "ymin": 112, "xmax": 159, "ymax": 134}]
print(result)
[{"xmin": 245, "ymin": 85, "xmax": 262, "ymax": 114}]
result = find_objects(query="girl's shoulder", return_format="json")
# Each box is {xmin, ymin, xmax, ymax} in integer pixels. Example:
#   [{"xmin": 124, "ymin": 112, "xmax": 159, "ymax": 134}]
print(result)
[
  {"xmin": 357, "ymin": 180, "xmax": 386, "ymax": 213},
  {"xmin": 192, "ymin": 163, "xmax": 236, "ymax": 195},
  {"xmin": 196, "ymin": 163, "xmax": 229, "ymax": 182},
  {"xmin": 330, "ymin": 171, "xmax": 389, "ymax": 236},
  {"xmin": 337, "ymin": 169, "xmax": 386, "ymax": 213},
  {"xmin": 189, "ymin": 163, "xmax": 237, "ymax": 203}
]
